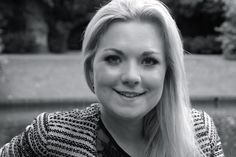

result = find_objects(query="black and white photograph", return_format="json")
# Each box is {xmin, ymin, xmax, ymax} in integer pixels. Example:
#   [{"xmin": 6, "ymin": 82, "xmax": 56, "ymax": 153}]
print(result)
[{"xmin": 0, "ymin": 0, "xmax": 235, "ymax": 156}]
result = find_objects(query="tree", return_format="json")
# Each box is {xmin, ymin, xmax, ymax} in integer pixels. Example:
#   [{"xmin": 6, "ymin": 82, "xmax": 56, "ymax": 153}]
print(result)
[
  {"xmin": 0, "ymin": 0, "xmax": 225, "ymax": 54},
  {"xmin": 216, "ymin": 0, "xmax": 236, "ymax": 59},
  {"xmin": 0, "ymin": 0, "xmax": 105, "ymax": 53},
  {"xmin": 38, "ymin": 0, "xmax": 106, "ymax": 53},
  {"xmin": 24, "ymin": 0, "xmax": 49, "ymax": 53},
  {"xmin": 162, "ymin": 0, "xmax": 224, "ymax": 54},
  {"xmin": 0, "ymin": 13, "xmax": 4, "ymax": 53},
  {"xmin": 0, "ymin": 0, "xmax": 32, "ymax": 53}
]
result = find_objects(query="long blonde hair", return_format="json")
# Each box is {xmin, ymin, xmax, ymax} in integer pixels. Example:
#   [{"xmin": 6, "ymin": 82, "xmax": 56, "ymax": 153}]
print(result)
[{"xmin": 82, "ymin": 0, "xmax": 203, "ymax": 156}]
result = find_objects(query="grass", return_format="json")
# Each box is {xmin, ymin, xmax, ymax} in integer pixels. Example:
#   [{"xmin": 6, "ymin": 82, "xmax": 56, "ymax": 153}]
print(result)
[{"xmin": 213, "ymin": 115, "xmax": 236, "ymax": 156}]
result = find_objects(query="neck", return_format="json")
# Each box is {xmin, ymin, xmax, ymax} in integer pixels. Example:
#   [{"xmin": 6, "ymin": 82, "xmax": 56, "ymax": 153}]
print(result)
[
  {"xmin": 100, "ymin": 108, "xmax": 144, "ymax": 141},
  {"xmin": 100, "ymin": 106, "xmax": 146, "ymax": 157}
]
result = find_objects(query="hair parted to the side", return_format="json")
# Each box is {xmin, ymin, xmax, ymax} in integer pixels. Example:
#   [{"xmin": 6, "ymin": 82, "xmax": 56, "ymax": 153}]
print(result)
[{"xmin": 82, "ymin": 0, "xmax": 204, "ymax": 157}]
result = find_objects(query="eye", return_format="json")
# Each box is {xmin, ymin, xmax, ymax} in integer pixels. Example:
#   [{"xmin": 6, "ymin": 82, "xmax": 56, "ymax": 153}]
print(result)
[
  {"xmin": 104, "ymin": 55, "xmax": 121, "ymax": 65},
  {"xmin": 141, "ymin": 57, "xmax": 159, "ymax": 66}
]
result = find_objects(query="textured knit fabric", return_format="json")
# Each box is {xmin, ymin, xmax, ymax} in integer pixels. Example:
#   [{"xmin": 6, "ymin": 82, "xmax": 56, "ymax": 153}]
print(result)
[{"xmin": 0, "ymin": 103, "xmax": 224, "ymax": 157}]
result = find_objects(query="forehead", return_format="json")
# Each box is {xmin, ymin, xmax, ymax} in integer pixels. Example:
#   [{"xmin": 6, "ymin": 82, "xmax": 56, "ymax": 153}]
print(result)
[{"xmin": 96, "ymin": 20, "xmax": 165, "ymax": 55}]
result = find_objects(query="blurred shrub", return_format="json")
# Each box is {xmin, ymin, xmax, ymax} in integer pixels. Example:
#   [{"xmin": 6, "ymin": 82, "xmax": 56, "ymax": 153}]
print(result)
[
  {"xmin": 163, "ymin": 0, "xmax": 224, "ymax": 55},
  {"xmin": 0, "ymin": 14, "xmax": 4, "ymax": 53},
  {"xmin": 0, "ymin": 0, "xmax": 226, "ymax": 54},
  {"xmin": 2, "ymin": 32, "xmax": 38, "ymax": 53},
  {"xmin": 184, "ymin": 35, "xmax": 221, "ymax": 54},
  {"xmin": 212, "ymin": 114, "xmax": 236, "ymax": 157},
  {"xmin": 216, "ymin": 0, "xmax": 236, "ymax": 60},
  {"xmin": 0, "ymin": 30, "xmax": 3, "ymax": 53},
  {"xmin": 0, "ymin": 0, "xmax": 106, "ymax": 54}
]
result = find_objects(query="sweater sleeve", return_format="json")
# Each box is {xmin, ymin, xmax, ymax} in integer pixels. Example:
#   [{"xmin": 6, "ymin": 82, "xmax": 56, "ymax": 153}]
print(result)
[
  {"xmin": 0, "ymin": 113, "xmax": 49, "ymax": 157},
  {"xmin": 203, "ymin": 112, "xmax": 225, "ymax": 157}
]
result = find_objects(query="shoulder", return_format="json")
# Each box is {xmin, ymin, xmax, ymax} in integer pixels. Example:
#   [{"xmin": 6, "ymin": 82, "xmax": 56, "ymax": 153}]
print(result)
[
  {"xmin": 191, "ymin": 109, "xmax": 210, "ymax": 144},
  {"xmin": 48, "ymin": 103, "xmax": 100, "ymax": 122},
  {"xmin": 36, "ymin": 103, "xmax": 101, "ymax": 132},
  {"xmin": 34, "ymin": 103, "xmax": 101, "ymax": 137},
  {"xmin": 0, "ymin": 104, "xmax": 101, "ymax": 157},
  {"xmin": 191, "ymin": 108, "xmax": 224, "ymax": 157},
  {"xmin": 191, "ymin": 108, "xmax": 215, "ymax": 138},
  {"xmin": 47, "ymin": 103, "xmax": 101, "ymax": 134},
  {"xmin": 44, "ymin": 103, "xmax": 101, "ymax": 156},
  {"xmin": 191, "ymin": 108, "xmax": 211, "ymax": 131}
]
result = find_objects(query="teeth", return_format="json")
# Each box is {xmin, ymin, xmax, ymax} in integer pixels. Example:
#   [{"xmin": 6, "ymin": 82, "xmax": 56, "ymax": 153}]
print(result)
[{"xmin": 117, "ymin": 91, "xmax": 143, "ymax": 98}]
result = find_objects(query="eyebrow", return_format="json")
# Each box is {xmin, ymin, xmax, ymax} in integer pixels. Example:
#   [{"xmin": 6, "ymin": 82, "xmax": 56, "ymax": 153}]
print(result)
[
  {"xmin": 103, "ymin": 48, "xmax": 124, "ymax": 56},
  {"xmin": 103, "ymin": 48, "xmax": 161, "ymax": 56},
  {"xmin": 142, "ymin": 51, "xmax": 161, "ymax": 56}
]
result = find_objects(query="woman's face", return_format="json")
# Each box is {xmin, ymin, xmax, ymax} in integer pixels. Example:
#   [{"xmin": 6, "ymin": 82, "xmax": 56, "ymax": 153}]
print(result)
[{"xmin": 92, "ymin": 21, "xmax": 166, "ymax": 120}]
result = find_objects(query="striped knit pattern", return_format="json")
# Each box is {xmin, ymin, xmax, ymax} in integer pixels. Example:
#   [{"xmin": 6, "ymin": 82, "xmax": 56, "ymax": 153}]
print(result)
[{"xmin": 0, "ymin": 104, "xmax": 224, "ymax": 157}]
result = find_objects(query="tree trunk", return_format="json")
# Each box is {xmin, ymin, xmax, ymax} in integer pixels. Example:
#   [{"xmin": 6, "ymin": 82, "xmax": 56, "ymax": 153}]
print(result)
[
  {"xmin": 48, "ymin": 21, "xmax": 72, "ymax": 53},
  {"xmin": 24, "ymin": 0, "xmax": 49, "ymax": 53}
]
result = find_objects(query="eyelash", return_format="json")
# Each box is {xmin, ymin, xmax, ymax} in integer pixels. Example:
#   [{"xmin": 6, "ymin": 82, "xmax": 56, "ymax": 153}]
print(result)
[
  {"xmin": 104, "ymin": 55, "xmax": 159, "ymax": 66},
  {"xmin": 141, "ymin": 57, "xmax": 159, "ymax": 66},
  {"xmin": 104, "ymin": 55, "xmax": 121, "ymax": 65}
]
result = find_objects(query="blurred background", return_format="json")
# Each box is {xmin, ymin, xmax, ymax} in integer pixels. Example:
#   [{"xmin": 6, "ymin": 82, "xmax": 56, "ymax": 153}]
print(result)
[{"xmin": 0, "ymin": 0, "xmax": 236, "ymax": 156}]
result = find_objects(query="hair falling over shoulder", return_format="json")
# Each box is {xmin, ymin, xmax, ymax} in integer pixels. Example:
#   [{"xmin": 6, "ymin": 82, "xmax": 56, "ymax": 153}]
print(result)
[{"xmin": 82, "ymin": 0, "xmax": 205, "ymax": 156}]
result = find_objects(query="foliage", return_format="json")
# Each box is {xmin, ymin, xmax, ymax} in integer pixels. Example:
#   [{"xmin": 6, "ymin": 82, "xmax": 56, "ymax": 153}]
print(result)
[
  {"xmin": 0, "ymin": 0, "xmax": 226, "ymax": 54},
  {"xmin": 0, "ymin": 0, "xmax": 106, "ymax": 53},
  {"xmin": 184, "ymin": 35, "xmax": 221, "ymax": 54},
  {"xmin": 0, "ymin": 0, "xmax": 36, "ymax": 53},
  {"xmin": 39, "ymin": 0, "xmax": 107, "ymax": 52},
  {"xmin": 163, "ymin": 0, "xmax": 224, "ymax": 19},
  {"xmin": 162, "ymin": 0, "xmax": 224, "ymax": 54},
  {"xmin": 0, "ymin": 23, "xmax": 3, "ymax": 53},
  {"xmin": 2, "ymin": 32, "xmax": 37, "ymax": 53},
  {"xmin": 216, "ymin": 0, "xmax": 236, "ymax": 59}
]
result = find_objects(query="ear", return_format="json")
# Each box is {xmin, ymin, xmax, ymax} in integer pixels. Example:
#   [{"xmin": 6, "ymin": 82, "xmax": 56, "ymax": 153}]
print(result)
[
  {"xmin": 85, "ymin": 53, "xmax": 96, "ymax": 92},
  {"xmin": 89, "ymin": 68, "xmax": 94, "ymax": 85},
  {"xmin": 88, "ymin": 60, "xmax": 95, "ymax": 92}
]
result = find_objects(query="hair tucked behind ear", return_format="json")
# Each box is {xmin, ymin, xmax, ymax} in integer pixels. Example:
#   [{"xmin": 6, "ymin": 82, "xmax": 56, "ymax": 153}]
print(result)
[{"xmin": 82, "ymin": 0, "xmax": 204, "ymax": 156}]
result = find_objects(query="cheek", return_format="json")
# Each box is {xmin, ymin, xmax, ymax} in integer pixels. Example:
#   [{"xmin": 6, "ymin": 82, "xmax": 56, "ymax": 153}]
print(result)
[
  {"xmin": 93, "ymin": 65, "xmax": 120, "ymax": 89},
  {"xmin": 142, "ymin": 69, "xmax": 166, "ymax": 96}
]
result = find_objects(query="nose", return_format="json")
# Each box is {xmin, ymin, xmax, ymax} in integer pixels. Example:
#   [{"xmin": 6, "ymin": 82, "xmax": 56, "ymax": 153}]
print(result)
[{"xmin": 121, "ymin": 62, "xmax": 141, "ymax": 87}]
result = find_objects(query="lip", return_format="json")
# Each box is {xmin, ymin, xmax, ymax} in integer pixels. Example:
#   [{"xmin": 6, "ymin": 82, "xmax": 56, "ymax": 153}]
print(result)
[{"xmin": 114, "ymin": 89, "xmax": 147, "ymax": 98}]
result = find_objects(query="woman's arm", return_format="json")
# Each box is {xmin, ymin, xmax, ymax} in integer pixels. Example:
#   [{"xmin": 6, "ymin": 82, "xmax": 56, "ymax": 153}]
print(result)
[{"xmin": 0, "ymin": 113, "xmax": 49, "ymax": 157}]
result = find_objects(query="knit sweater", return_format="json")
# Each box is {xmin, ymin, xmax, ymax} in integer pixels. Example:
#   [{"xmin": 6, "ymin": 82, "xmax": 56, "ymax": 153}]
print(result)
[{"xmin": 0, "ymin": 103, "xmax": 224, "ymax": 157}]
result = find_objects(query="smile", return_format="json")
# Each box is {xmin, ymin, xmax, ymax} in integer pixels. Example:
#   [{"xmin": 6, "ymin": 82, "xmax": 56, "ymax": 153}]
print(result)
[{"xmin": 114, "ymin": 90, "xmax": 146, "ymax": 98}]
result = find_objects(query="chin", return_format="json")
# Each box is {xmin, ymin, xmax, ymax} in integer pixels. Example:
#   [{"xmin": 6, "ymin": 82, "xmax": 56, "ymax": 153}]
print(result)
[{"xmin": 114, "ymin": 107, "xmax": 148, "ymax": 120}]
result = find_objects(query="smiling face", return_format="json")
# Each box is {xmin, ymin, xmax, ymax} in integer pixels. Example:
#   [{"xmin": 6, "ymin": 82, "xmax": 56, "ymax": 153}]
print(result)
[{"xmin": 92, "ymin": 20, "xmax": 167, "ymax": 121}]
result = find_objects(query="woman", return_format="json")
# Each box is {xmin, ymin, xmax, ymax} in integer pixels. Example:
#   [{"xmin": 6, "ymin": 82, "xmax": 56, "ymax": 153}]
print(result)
[{"xmin": 0, "ymin": 0, "xmax": 224, "ymax": 156}]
